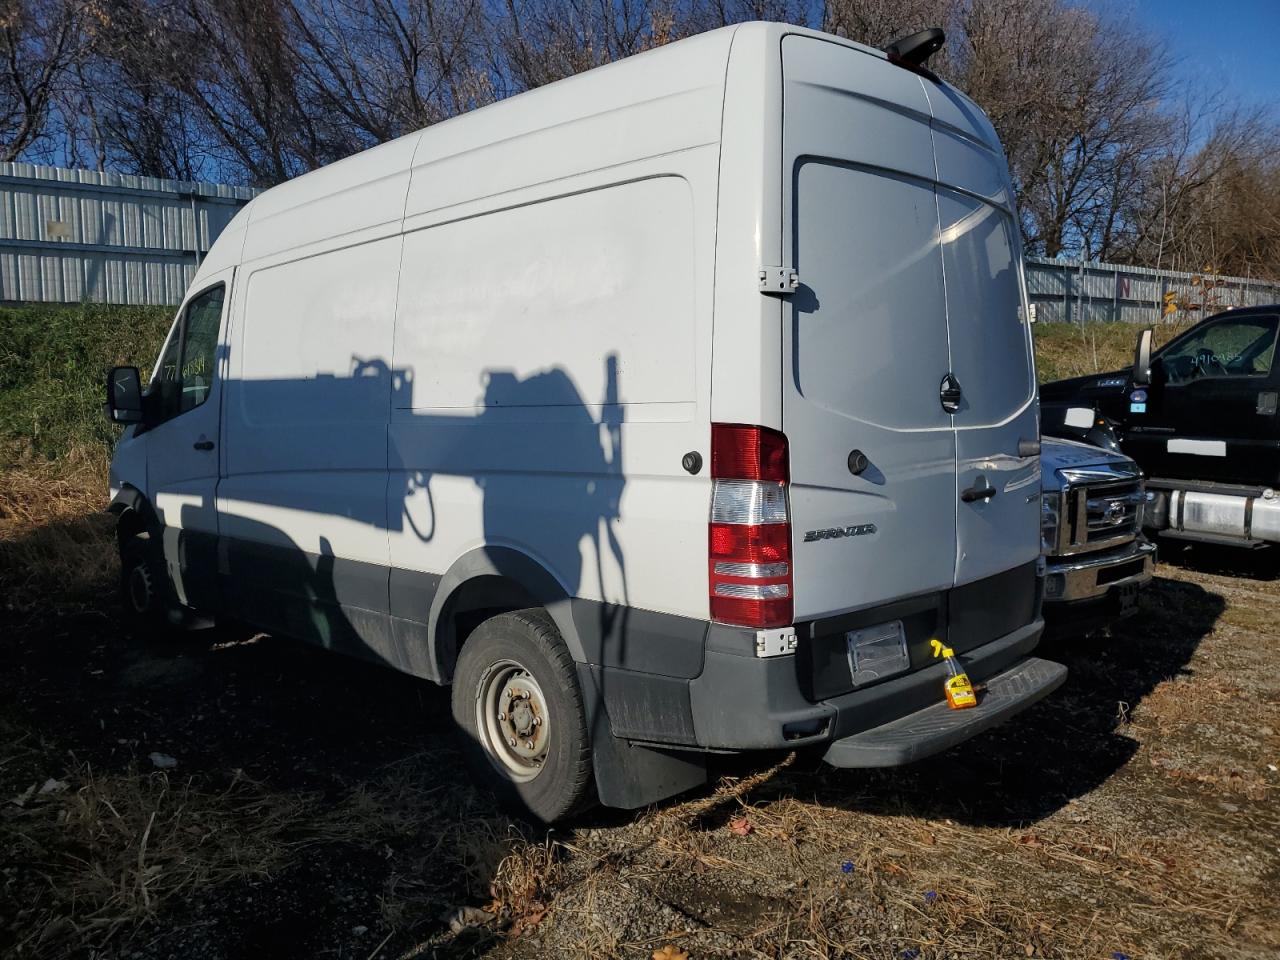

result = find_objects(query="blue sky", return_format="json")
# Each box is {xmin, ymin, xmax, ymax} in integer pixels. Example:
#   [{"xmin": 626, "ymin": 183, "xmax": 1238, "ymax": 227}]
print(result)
[{"xmin": 1109, "ymin": 0, "xmax": 1280, "ymax": 108}]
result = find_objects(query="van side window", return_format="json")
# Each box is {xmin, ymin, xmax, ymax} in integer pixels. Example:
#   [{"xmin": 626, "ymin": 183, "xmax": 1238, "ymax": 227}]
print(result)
[
  {"xmin": 1159, "ymin": 315, "xmax": 1279, "ymax": 384},
  {"xmin": 152, "ymin": 323, "xmax": 183, "ymax": 419},
  {"xmin": 149, "ymin": 284, "xmax": 225, "ymax": 423},
  {"xmin": 179, "ymin": 287, "xmax": 224, "ymax": 413}
]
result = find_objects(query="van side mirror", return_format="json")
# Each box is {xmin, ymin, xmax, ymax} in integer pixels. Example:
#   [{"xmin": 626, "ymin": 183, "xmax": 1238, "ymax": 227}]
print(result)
[
  {"xmin": 1133, "ymin": 328, "xmax": 1153, "ymax": 386},
  {"xmin": 105, "ymin": 366, "xmax": 144, "ymax": 423}
]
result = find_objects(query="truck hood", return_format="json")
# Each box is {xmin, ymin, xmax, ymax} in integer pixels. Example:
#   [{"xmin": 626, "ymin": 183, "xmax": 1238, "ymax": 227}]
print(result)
[{"xmin": 1040, "ymin": 436, "xmax": 1139, "ymax": 491}]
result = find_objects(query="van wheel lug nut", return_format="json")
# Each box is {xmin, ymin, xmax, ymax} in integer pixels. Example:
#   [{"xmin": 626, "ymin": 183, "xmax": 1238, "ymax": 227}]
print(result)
[
  {"xmin": 508, "ymin": 737, "xmax": 517, "ymax": 747},
  {"xmin": 525, "ymin": 740, "xmax": 535, "ymax": 750}
]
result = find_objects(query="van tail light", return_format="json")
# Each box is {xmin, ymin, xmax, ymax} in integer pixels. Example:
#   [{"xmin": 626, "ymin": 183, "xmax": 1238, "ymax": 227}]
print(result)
[{"xmin": 709, "ymin": 423, "xmax": 792, "ymax": 628}]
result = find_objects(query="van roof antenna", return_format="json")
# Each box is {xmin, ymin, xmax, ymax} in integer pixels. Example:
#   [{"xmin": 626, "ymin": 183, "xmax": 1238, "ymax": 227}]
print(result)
[{"xmin": 882, "ymin": 28, "xmax": 945, "ymax": 73}]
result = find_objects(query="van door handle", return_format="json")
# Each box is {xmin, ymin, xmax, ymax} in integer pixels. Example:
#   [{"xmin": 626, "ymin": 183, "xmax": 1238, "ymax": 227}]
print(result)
[
  {"xmin": 961, "ymin": 476, "xmax": 997, "ymax": 502},
  {"xmin": 939, "ymin": 373, "xmax": 963, "ymax": 414},
  {"xmin": 193, "ymin": 439, "xmax": 215, "ymax": 451}
]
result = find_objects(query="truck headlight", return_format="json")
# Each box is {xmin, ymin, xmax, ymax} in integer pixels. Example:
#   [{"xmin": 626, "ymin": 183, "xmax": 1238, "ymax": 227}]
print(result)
[{"xmin": 1041, "ymin": 492, "xmax": 1060, "ymax": 552}]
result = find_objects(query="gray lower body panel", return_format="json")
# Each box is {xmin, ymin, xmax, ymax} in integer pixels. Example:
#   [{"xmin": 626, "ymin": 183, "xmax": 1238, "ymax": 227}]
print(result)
[{"xmin": 822, "ymin": 656, "xmax": 1067, "ymax": 768}]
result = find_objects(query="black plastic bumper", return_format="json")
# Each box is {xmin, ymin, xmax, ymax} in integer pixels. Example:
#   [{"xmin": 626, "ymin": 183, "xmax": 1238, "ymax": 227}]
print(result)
[
  {"xmin": 821, "ymin": 656, "xmax": 1067, "ymax": 767},
  {"xmin": 687, "ymin": 618, "xmax": 1048, "ymax": 753}
]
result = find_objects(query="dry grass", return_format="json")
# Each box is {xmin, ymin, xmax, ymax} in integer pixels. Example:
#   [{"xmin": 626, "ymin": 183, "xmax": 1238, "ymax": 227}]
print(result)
[
  {"xmin": 4, "ymin": 761, "xmax": 314, "ymax": 954},
  {"xmin": 0, "ymin": 449, "xmax": 114, "ymax": 613}
]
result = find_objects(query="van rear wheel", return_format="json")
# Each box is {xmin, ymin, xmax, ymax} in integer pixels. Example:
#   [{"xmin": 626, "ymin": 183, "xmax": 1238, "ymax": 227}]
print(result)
[{"xmin": 451, "ymin": 610, "xmax": 595, "ymax": 824}]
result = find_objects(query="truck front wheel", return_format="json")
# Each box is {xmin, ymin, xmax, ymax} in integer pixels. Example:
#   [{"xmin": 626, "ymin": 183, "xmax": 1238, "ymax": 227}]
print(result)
[{"xmin": 451, "ymin": 610, "xmax": 595, "ymax": 824}]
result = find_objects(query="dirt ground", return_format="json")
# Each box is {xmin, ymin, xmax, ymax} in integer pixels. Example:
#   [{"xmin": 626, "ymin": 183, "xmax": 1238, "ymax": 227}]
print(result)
[{"xmin": 2, "ymin": 537, "xmax": 1278, "ymax": 960}]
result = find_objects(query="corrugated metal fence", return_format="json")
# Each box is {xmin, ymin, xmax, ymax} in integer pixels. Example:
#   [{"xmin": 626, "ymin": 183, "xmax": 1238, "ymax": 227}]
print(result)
[
  {"xmin": 0, "ymin": 162, "xmax": 257, "ymax": 306},
  {"xmin": 1026, "ymin": 256, "xmax": 1280, "ymax": 325}
]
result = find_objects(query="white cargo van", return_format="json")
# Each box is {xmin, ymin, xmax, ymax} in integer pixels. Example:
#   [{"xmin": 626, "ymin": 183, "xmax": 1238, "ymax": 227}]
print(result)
[{"xmin": 105, "ymin": 22, "xmax": 1064, "ymax": 822}]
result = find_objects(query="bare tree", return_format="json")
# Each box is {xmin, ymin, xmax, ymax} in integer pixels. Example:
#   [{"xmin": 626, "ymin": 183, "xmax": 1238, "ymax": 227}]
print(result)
[
  {"xmin": 1131, "ymin": 107, "xmax": 1280, "ymax": 279},
  {"xmin": 286, "ymin": 0, "xmax": 493, "ymax": 150},
  {"xmin": 63, "ymin": 0, "xmax": 212, "ymax": 179},
  {"xmin": 0, "ymin": 0, "xmax": 85, "ymax": 162}
]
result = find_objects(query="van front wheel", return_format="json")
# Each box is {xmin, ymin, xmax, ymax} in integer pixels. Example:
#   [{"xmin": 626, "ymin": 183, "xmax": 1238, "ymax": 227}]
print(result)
[
  {"xmin": 451, "ymin": 610, "xmax": 595, "ymax": 824},
  {"xmin": 118, "ymin": 532, "xmax": 170, "ymax": 633}
]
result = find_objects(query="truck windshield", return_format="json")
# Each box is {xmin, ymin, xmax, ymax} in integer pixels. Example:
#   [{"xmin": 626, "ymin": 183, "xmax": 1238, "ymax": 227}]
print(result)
[{"xmin": 1158, "ymin": 315, "xmax": 1278, "ymax": 384}]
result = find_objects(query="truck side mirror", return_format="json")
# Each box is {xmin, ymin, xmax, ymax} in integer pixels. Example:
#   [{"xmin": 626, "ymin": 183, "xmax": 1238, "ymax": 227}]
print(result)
[
  {"xmin": 1133, "ymin": 329, "xmax": 1153, "ymax": 386},
  {"xmin": 105, "ymin": 366, "xmax": 144, "ymax": 423}
]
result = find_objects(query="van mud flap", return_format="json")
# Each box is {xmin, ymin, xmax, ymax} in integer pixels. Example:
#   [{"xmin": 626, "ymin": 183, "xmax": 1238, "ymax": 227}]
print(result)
[{"xmin": 822, "ymin": 658, "xmax": 1066, "ymax": 768}]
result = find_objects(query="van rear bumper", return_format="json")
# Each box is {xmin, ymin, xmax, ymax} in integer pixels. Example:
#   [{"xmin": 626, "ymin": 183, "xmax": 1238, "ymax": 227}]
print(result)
[
  {"xmin": 686, "ymin": 618, "xmax": 1049, "ymax": 755},
  {"xmin": 821, "ymin": 656, "xmax": 1066, "ymax": 767}
]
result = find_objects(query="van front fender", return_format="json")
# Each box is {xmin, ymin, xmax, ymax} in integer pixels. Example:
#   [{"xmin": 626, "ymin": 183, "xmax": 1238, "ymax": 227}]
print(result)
[{"xmin": 107, "ymin": 483, "xmax": 162, "ymax": 540}]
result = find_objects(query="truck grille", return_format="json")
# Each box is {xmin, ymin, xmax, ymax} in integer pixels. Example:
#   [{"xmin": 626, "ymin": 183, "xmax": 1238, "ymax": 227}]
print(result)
[{"xmin": 1065, "ymin": 479, "xmax": 1143, "ymax": 553}]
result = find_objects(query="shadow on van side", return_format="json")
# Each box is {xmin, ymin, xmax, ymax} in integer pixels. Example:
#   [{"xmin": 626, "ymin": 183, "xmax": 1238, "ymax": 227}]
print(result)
[
  {"xmin": 142, "ymin": 351, "xmax": 636, "ymax": 946},
  {"xmin": 178, "ymin": 352, "xmax": 629, "ymax": 682}
]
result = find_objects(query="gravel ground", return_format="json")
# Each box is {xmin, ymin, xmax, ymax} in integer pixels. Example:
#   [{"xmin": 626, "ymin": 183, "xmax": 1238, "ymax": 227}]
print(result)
[{"xmin": 2, "ymin": 540, "xmax": 1277, "ymax": 960}]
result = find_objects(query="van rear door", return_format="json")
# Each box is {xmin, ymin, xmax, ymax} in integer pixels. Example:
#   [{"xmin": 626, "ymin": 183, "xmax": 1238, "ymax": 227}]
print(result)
[
  {"xmin": 926, "ymin": 89, "xmax": 1040, "ymax": 586},
  {"xmin": 780, "ymin": 36, "xmax": 957, "ymax": 619}
]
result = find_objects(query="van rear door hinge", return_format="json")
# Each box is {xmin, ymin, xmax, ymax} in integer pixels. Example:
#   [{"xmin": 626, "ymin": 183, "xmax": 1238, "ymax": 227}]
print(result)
[{"xmin": 759, "ymin": 265, "xmax": 799, "ymax": 295}]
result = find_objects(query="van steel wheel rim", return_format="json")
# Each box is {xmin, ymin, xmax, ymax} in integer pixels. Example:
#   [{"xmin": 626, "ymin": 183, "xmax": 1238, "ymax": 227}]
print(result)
[
  {"xmin": 477, "ymin": 659, "xmax": 550, "ymax": 782},
  {"xmin": 128, "ymin": 562, "xmax": 154, "ymax": 613}
]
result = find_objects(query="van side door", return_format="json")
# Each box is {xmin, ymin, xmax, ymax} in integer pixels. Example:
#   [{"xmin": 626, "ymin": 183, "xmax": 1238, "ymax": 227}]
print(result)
[{"xmin": 144, "ymin": 268, "xmax": 234, "ymax": 613}]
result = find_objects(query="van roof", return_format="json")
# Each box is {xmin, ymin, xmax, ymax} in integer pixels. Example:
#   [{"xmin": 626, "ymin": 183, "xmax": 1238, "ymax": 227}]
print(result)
[{"xmin": 197, "ymin": 22, "xmax": 984, "ymax": 279}]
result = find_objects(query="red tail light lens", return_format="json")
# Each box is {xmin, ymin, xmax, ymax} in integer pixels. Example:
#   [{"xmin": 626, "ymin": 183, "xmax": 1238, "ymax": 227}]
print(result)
[
  {"xmin": 711, "ymin": 423, "xmax": 789, "ymax": 483},
  {"xmin": 708, "ymin": 424, "xmax": 792, "ymax": 628}
]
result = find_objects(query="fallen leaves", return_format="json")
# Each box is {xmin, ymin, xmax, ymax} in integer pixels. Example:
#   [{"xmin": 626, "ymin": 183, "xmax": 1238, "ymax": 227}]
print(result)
[{"xmin": 510, "ymin": 904, "xmax": 547, "ymax": 936}]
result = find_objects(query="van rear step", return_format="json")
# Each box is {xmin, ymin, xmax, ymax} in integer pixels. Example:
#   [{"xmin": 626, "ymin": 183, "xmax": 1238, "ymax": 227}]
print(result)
[{"xmin": 822, "ymin": 658, "xmax": 1067, "ymax": 768}]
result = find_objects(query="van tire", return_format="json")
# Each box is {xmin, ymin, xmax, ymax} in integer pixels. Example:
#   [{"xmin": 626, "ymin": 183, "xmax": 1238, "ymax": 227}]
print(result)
[
  {"xmin": 118, "ymin": 532, "xmax": 171, "ymax": 635},
  {"xmin": 451, "ymin": 609, "xmax": 596, "ymax": 824}
]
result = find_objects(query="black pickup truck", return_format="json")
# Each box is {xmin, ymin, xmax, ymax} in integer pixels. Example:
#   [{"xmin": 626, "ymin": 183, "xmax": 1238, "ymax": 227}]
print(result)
[{"xmin": 1040, "ymin": 304, "xmax": 1280, "ymax": 548}]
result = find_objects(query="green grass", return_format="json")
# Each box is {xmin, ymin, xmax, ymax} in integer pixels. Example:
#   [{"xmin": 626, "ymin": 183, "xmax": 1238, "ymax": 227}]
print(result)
[
  {"xmin": 1032, "ymin": 319, "xmax": 1190, "ymax": 383},
  {"xmin": 0, "ymin": 303, "xmax": 172, "ymax": 463}
]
